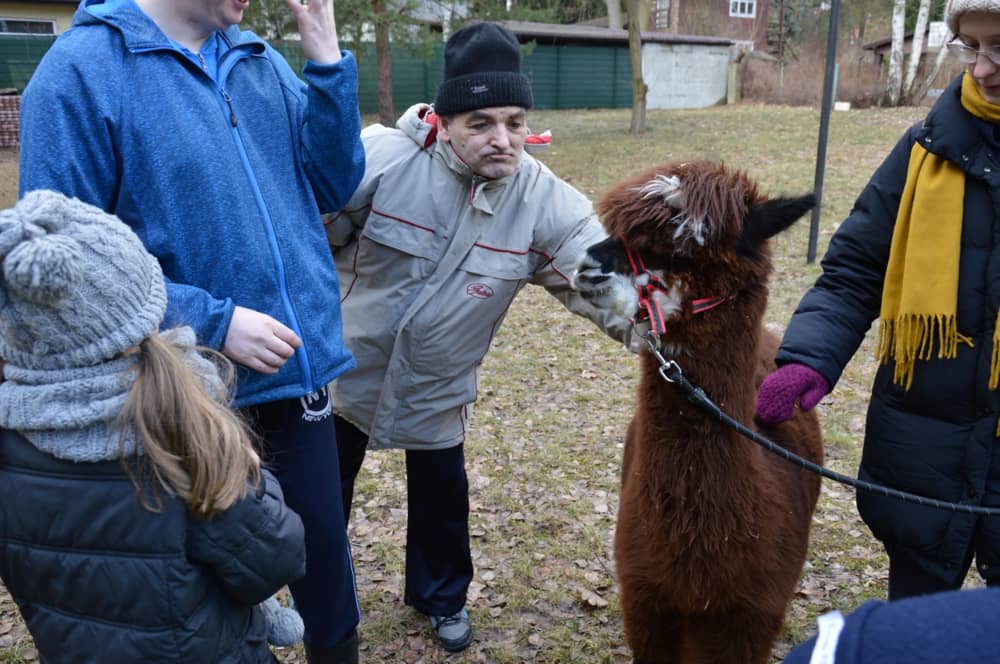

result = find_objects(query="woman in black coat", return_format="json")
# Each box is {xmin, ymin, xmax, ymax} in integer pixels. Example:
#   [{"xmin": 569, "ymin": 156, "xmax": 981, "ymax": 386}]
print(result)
[{"xmin": 756, "ymin": 0, "xmax": 1000, "ymax": 599}]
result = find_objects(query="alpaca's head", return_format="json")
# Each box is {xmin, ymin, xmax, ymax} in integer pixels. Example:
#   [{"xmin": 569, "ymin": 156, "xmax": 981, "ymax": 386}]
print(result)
[{"xmin": 573, "ymin": 161, "xmax": 815, "ymax": 326}]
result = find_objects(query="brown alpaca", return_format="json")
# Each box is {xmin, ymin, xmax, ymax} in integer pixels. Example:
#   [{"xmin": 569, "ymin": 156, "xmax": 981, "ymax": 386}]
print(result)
[{"xmin": 572, "ymin": 161, "xmax": 823, "ymax": 664}]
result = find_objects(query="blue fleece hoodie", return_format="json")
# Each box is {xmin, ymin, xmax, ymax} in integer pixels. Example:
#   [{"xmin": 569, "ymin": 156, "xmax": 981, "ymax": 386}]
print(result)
[{"xmin": 19, "ymin": 0, "xmax": 363, "ymax": 407}]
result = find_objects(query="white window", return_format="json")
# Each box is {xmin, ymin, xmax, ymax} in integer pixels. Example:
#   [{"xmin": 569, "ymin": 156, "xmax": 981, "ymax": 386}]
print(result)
[
  {"xmin": 0, "ymin": 18, "xmax": 57, "ymax": 35},
  {"xmin": 655, "ymin": 0, "xmax": 671, "ymax": 30},
  {"xmin": 729, "ymin": 0, "xmax": 756, "ymax": 19}
]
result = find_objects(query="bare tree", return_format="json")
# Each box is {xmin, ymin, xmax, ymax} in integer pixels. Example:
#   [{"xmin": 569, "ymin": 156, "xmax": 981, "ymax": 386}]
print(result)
[
  {"xmin": 902, "ymin": 0, "xmax": 931, "ymax": 97},
  {"xmin": 906, "ymin": 0, "xmax": 953, "ymax": 104},
  {"xmin": 607, "ymin": 0, "xmax": 623, "ymax": 30},
  {"xmin": 373, "ymin": 0, "xmax": 395, "ymax": 125},
  {"xmin": 241, "ymin": 0, "xmax": 298, "ymax": 39},
  {"xmin": 884, "ymin": 0, "xmax": 906, "ymax": 105},
  {"xmin": 885, "ymin": 0, "xmax": 949, "ymax": 106},
  {"xmin": 626, "ymin": 0, "xmax": 646, "ymax": 133}
]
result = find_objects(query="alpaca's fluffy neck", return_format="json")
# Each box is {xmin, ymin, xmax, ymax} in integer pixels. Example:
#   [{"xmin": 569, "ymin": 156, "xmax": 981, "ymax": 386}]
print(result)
[{"xmin": 633, "ymin": 291, "xmax": 766, "ymax": 475}]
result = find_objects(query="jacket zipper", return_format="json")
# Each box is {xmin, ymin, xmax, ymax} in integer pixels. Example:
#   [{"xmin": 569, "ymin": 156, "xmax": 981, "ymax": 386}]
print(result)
[{"xmin": 211, "ymin": 51, "xmax": 315, "ymax": 393}]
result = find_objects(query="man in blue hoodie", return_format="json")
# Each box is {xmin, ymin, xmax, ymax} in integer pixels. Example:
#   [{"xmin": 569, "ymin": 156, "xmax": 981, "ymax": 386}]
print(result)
[{"xmin": 18, "ymin": 0, "xmax": 365, "ymax": 661}]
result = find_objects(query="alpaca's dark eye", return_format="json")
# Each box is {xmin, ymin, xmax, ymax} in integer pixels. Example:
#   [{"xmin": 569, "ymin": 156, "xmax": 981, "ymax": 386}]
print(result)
[{"xmin": 642, "ymin": 252, "xmax": 692, "ymax": 274}]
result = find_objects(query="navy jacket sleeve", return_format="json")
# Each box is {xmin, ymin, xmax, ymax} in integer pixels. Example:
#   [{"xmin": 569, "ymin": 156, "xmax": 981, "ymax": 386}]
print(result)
[
  {"xmin": 775, "ymin": 125, "xmax": 919, "ymax": 387},
  {"xmin": 188, "ymin": 469, "xmax": 306, "ymax": 605},
  {"xmin": 784, "ymin": 588, "xmax": 1000, "ymax": 664}
]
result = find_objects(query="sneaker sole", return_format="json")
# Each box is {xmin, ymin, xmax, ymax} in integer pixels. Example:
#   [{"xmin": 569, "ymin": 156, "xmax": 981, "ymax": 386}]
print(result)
[{"xmin": 439, "ymin": 630, "xmax": 473, "ymax": 652}]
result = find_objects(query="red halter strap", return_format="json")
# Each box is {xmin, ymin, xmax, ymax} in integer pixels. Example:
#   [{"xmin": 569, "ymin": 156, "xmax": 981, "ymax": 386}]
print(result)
[
  {"xmin": 620, "ymin": 238, "xmax": 733, "ymax": 339},
  {"xmin": 623, "ymin": 241, "xmax": 669, "ymax": 337}
]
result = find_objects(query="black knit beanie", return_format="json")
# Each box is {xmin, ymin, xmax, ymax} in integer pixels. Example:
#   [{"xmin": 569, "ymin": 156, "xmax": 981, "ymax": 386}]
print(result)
[{"xmin": 433, "ymin": 23, "xmax": 533, "ymax": 116}]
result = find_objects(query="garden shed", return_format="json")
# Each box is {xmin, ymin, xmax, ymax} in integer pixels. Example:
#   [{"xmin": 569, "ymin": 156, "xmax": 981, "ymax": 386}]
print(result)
[{"xmin": 279, "ymin": 20, "xmax": 735, "ymax": 114}]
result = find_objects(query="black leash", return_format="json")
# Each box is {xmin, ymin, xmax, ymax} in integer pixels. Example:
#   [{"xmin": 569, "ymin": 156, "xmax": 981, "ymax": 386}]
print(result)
[{"xmin": 641, "ymin": 336, "xmax": 1000, "ymax": 517}]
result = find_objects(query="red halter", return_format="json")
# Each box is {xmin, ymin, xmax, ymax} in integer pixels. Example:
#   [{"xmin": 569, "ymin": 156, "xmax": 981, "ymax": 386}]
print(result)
[{"xmin": 620, "ymin": 238, "xmax": 733, "ymax": 339}]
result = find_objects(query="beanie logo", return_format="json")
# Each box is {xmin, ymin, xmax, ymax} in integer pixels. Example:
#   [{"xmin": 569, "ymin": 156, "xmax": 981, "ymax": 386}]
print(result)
[{"xmin": 471, "ymin": 84, "xmax": 489, "ymax": 94}]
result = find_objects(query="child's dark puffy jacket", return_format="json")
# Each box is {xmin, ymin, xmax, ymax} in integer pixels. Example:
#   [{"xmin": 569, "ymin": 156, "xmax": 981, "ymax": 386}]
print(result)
[
  {"xmin": 784, "ymin": 587, "xmax": 1000, "ymax": 663},
  {"xmin": 0, "ymin": 428, "xmax": 305, "ymax": 663}
]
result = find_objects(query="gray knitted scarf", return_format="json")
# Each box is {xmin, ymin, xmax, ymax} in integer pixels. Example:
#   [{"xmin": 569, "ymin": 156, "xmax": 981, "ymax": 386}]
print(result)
[{"xmin": 0, "ymin": 327, "xmax": 225, "ymax": 462}]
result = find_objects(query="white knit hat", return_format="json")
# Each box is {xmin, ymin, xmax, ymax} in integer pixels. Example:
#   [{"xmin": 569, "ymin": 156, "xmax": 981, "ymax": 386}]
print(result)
[
  {"xmin": 0, "ymin": 190, "xmax": 167, "ymax": 371},
  {"xmin": 947, "ymin": 0, "xmax": 1000, "ymax": 35}
]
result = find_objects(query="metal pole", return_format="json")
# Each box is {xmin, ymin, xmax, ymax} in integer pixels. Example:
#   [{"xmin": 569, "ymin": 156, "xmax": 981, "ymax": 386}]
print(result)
[{"xmin": 808, "ymin": 0, "xmax": 841, "ymax": 264}]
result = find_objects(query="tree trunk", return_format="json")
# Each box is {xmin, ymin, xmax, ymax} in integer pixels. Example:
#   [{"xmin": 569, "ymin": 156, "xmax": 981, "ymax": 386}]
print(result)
[
  {"xmin": 911, "ymin": 8, "xmax": 952, "ymax": 105},
  {"xmin": 607, "ymin": 0, "xmax": 623, "ymax": 30},
  {"xmin": 374, "ymin": 0, "xmax": 395, "ymax": 126},
  {"xmin": 627, "ymin": 0, "xmax": 647, "ymax": 133},
  {"xmin": 884, "ymin": 0, "xmax": 906, "ymax": 105},
  {"xmin": 639, "ymin": 0, "xmax": 653, "ymax": 32},
  {"xmin": 903, "ymin": 0, "xmax": 931, "ymax": 98}
]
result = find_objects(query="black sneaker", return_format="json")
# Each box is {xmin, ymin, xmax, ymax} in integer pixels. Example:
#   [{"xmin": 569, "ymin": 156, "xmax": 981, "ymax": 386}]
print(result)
[{"xmin": 429, "ymin": 608, "xmax": 473, "ymax": 652}]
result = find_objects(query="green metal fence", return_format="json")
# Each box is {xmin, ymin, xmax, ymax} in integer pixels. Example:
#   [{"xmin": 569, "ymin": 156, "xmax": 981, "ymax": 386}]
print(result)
[
  {"xmin": 1, "ymin": 35, "xmax": 632, "ymax": 113},
  {"xmin": 0, "ymin": 35, "xmax": 56, "ymax": 92}
]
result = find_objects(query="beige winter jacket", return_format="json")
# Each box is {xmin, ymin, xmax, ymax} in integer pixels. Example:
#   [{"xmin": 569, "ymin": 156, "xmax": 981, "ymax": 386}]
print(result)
[{"xmin": 327, "ymin": 104, "xmax": 631, "ymax": 450}]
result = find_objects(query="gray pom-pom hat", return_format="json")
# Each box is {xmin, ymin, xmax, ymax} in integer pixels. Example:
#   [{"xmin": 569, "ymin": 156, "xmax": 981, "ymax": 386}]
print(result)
[
  {"xmin": 0, "ymin": 190, "xmax": 167, "ymax": 371},
  {"xmin": 948, "ymin": 0, "xmax": 1000, "ymax": 35}
]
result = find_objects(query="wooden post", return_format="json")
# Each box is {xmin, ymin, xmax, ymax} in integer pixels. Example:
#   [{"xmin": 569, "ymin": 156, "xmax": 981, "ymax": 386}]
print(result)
[
  {"xmin": 627, "ymin": 0, "xmax": 647, "ymax": 133},
  {"xmin": 727, "ymin": 62, "xmax": 741, "ymax": 104}
]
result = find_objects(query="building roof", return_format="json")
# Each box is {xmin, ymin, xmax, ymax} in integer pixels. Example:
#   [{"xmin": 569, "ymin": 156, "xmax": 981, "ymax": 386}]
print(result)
[{"xmin": 494, "ymin": 19, "xmax": 733, "ymax": 47}]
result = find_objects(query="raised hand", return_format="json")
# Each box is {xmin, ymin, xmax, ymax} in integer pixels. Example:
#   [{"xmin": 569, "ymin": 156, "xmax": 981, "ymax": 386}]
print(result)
[{"xmin": 284, "ymin": 0, "xmax": 341, "ymax": 64}]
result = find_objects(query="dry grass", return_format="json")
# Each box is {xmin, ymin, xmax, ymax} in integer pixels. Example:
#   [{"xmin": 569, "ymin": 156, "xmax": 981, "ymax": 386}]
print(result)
[{"xmin": 1, "ymin": 101, "xmax": 971, "ymax": 663}]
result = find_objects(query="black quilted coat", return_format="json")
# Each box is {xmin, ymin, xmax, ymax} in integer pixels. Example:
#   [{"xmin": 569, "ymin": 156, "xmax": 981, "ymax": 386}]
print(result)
[
  {"xmin": 0, "ymin": 429, "xmax": 305, "ymax": 663},
  {"xmin": 777, "ymin": 74, "xmax": 1000, "ymax": 585}
]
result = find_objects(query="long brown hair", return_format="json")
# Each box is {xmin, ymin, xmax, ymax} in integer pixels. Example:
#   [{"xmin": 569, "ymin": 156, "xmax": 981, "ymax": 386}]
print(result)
[{"xmin": 116, "ymin": 331, "xmax": 261, "ymax": 519}]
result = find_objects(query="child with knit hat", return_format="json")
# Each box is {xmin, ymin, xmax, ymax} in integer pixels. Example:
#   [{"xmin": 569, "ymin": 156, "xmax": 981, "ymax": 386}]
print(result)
[
  {"xmin": 756, "ymin": 0, "xmax": 1000, "ymax": 599},
  {"xmin": 18, "ymin": 0, "xmax": 365, "ymax": 658},
  {"xmin": 0, "ymin": 190, "xmax": 306, "ymax": 662}
]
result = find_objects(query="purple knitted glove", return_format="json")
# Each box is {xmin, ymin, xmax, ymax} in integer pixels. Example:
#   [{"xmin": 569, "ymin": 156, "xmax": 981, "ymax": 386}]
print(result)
[{"xmin": 755, "ymin": 364, "xmax": 830, "ymax": 425}]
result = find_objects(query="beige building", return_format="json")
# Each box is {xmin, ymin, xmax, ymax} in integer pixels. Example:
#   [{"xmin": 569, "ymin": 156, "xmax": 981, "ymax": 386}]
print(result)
[{"xmin": 1, "ymin": 0, "xmax": 77, "ymax": 35}]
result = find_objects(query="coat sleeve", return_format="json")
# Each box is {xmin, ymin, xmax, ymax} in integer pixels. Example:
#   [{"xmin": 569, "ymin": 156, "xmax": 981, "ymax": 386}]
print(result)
[
  {"xmin": 267, "ymin": 44, "xmax": 366, "ymax": 215},
  {"xmin": 18, "ymin": 42, "xmax": 117, "ymax": 204},
  {"xmin": 324, "ymin": 165, "xmax": 379, "ymax": 249},
  {"xmin": 188, "ymin": 469, "xmax": 306, "ymax": 606},
  {"xmin": 325, "ymin": 124, "xmax": 402, "ymax": 249},
  {"xmin": 530, "ymin": 194, "xmax": 636, "ymax": 350},
  {"xmin": 19, "ymin": 40, "xmax": 234, "ymax": 348},
  {"xmin": 775, "ymin": 125, "xmax": 919, "ymax": 386}
]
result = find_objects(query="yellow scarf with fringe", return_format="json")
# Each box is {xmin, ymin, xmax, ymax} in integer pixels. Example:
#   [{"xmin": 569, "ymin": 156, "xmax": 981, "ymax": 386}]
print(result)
[{"xmin": 878, "ymin": 73, "xmax": 1000, "ymax": 434}]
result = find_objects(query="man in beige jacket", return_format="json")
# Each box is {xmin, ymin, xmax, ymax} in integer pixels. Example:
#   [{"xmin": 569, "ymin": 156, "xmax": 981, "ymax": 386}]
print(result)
[{"xmin": 325, "ymin": 22, "xmax": 631, "ymax": 652}]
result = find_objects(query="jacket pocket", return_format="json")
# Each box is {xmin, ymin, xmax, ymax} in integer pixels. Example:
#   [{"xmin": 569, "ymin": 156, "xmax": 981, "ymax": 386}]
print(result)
[
  {"xmin": 361, "ymin": 208, "xmax": 442, "ymax": 261},
  {"xmin": 460, "ymin": 242, "xmax": 535, "ymax": 280}
]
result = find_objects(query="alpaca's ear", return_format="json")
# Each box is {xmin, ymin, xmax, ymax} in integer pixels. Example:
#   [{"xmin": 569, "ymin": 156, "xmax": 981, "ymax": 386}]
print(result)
[{"xmin": 737, "ymin": 193, "xmax": 817, "ymax": 255}]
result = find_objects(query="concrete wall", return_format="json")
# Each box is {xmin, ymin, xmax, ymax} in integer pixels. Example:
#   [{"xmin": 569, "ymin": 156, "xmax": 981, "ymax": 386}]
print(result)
[{"xmin": 641, "ymin": 42, "xmax": 731, "ymax": 109}]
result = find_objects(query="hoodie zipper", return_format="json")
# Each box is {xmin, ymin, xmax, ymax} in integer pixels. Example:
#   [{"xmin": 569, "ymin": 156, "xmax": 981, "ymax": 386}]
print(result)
[
  {"xmin": 123, "ymin": 35, "xmax": 317, "ymax": 393},
  {"xmin": 211, "ymin": 47, "xmax": 315, "ymax": 393}
]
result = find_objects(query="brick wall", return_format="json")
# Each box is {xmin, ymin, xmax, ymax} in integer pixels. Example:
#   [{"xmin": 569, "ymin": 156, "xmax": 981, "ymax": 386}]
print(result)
[{"xmin": 0, "ymin": 96, "xmax": 20, "ymax": 149}]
